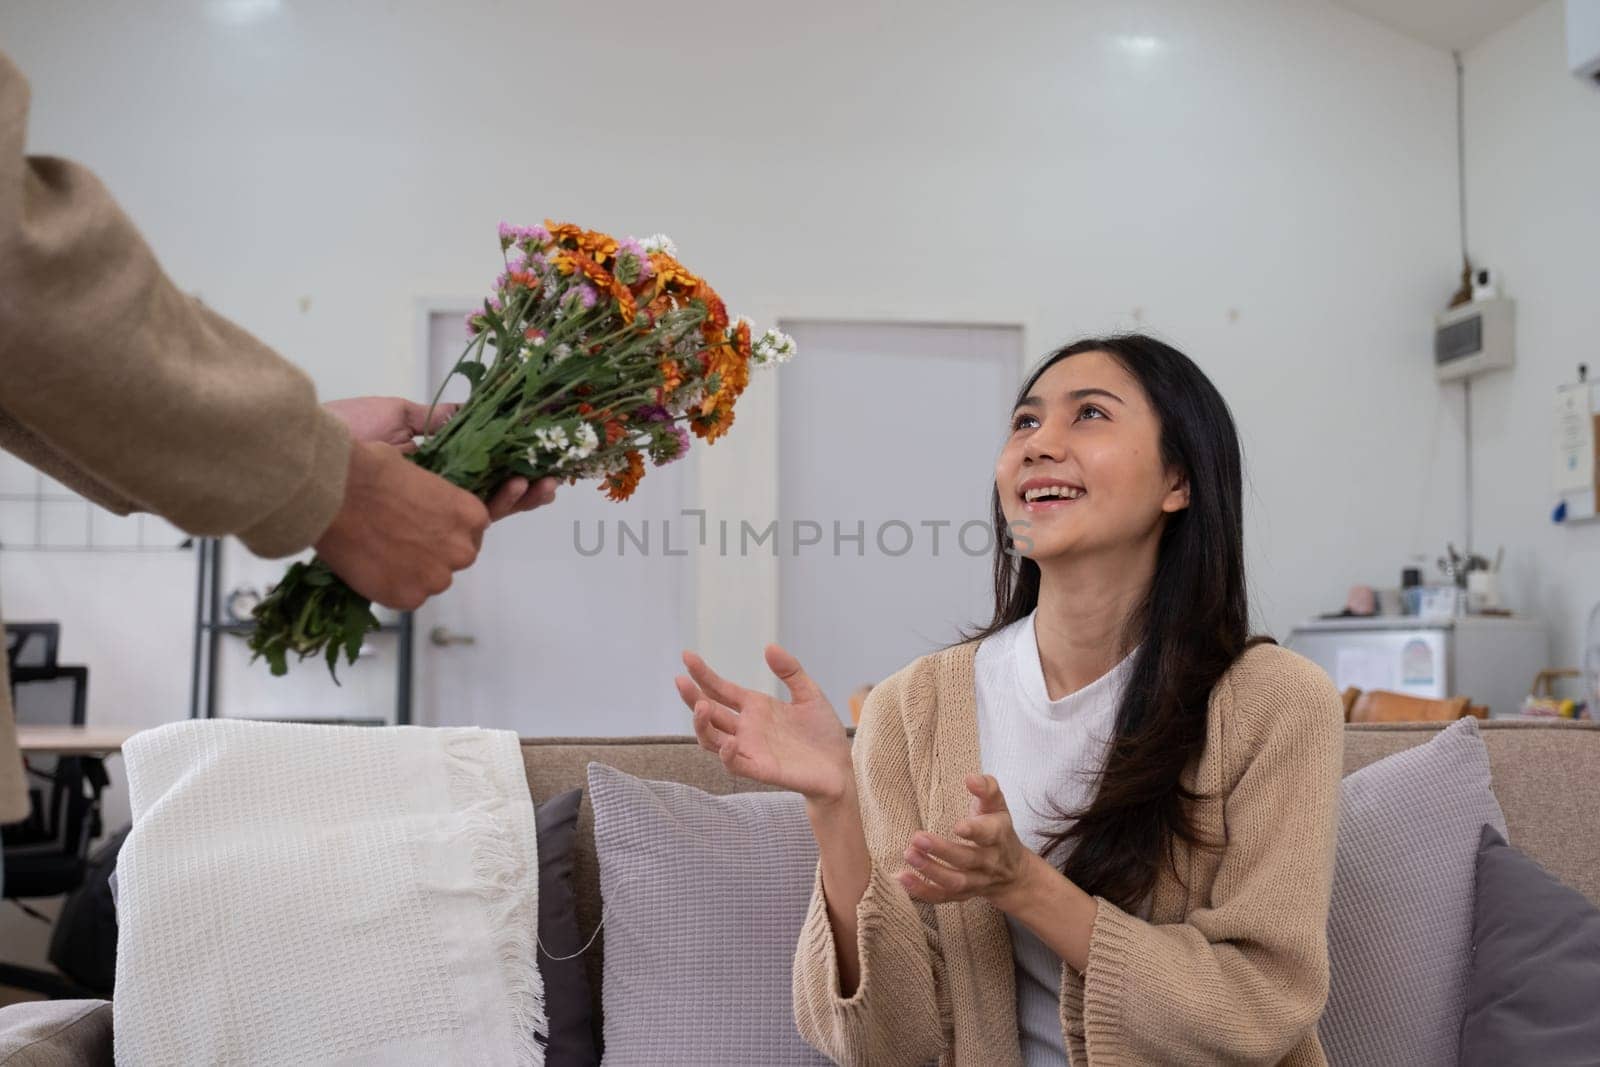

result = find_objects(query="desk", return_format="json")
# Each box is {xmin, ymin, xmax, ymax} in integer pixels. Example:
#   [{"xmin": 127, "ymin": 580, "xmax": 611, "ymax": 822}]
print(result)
[{"xmin": 16, "ymin": 725, "xmax": 136, "ymax": 756}]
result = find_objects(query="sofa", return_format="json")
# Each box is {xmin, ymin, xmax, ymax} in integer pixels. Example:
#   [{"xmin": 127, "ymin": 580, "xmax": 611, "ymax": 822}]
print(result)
[
  {"xmin": 4, "ymin": 718, "xmax": 1598, "ymax": 1065},
  {"xmin": 521, "ymin": 718, "xmax": 1600, "ymax": 1049}
]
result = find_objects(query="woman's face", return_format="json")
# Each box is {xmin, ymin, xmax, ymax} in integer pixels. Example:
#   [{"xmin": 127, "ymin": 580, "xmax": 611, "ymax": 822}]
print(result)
[{"xmin": 995, "ymin": 351, "xmax": 1189, "ymax": 564}]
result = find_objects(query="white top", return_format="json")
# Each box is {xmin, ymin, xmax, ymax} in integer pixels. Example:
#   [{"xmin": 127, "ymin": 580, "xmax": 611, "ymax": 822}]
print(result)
[{"xmin": 974, "ymin": 612, "xmax": 1134, "ymax": 1067}]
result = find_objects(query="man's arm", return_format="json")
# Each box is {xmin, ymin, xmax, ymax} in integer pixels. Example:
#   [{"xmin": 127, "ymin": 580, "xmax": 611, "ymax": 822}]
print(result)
[{"xmin": 0, "ymin": 51, "xmax": 347, "ymax": 559}]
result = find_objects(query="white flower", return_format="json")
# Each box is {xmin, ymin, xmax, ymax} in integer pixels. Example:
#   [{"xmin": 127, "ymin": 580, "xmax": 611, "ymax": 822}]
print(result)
[
  {"xmin": 533, "ymin": 425, "xmax": 570, "ymax": 453},
  {"xmin": 665, "ymin": 382, "xmax": 707, "ymax": 417},
  {"xmin": 752, "ymin": 327, "xmax": 797, "ymax": 367},
  {"xmin": 562, "ymin": 421, "xmax": 600, "ymax": 463},
  {"xmin": 552, "ymin": 343, "xmax": 574, "ymax": 364},
  {"xmin": 640, "ymin": 233, "xmax": 678, "ymax": 257}
]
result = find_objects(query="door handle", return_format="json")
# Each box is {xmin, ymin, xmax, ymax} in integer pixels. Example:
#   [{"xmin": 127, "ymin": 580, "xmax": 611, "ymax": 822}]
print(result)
[{"xmin": 429, "ymin": 626, "xmax": 477, "ymax": 648}]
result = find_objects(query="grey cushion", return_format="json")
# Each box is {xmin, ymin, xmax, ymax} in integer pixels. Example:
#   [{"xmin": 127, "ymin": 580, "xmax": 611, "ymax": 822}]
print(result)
[
  {"xmin": 586, "ymin": 762, "xmax": 830, "ymax": 1066},
  {"xmin": 534, "ymin": 788, "xmax": 598, "ymax": 1066},
  {"xmin": 1319, "ymin": 717, "xmax": 1507, "ymax": 1067},
  {"xmin": 0, "ymin": 999, "xmax": 113, "ymax": 1066},
  {"xmin": 1458, "ymin": 825, "xmax": 1600, "ymax": 1066}
]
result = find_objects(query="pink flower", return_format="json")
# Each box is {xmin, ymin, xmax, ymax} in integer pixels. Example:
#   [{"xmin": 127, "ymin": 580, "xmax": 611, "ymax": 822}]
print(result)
[
  {"xmin": 614, "ymin": 238, "xmax": 655, "ymax": 285},
  {"xmin": 660, "ymin": 425, "xmax": 691, "ymax": 465}
]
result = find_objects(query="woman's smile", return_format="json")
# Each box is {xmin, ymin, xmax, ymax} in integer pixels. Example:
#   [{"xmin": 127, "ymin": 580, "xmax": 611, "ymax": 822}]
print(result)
[{"xmin": 1018, "ymin": 476, "xmax": 1086, "ymax": 513}]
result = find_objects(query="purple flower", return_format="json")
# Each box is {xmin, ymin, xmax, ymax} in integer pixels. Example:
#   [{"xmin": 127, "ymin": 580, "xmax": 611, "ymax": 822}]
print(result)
[
  {"xmin": 614, "ymin": 238, "xmax": 655, "ymax": 285},
  {"xmin": 498, "ymin": 221, "xmax": 516, "ymax": 250},
  {"xmin": 645, "ymin": 417, "xmax": 690, "ymax": 466},
  {"xmin": 465, "ymin": 312, "xmax": 483, "ymax": 337},
  {"xmin": 515, "ymin": 225, "xmax": 552, "ymax": 254},
  {"xmin": 658, "ymin": 425, "xmax": 691, "ymax": 465}
]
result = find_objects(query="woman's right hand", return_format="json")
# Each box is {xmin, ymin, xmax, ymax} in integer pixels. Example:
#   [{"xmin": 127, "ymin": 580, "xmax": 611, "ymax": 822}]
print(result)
[{"xmin": 675, "ymin": 644, "xmax": 854, "ymax": 803}]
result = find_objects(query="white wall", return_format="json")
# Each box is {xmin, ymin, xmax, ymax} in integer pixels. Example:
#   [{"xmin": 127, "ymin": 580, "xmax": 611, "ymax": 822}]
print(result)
[
  {"xmin": 1463, "ymin": 0, "xmax": 1600, "ymax": 671},
  {"xmin": 0, "ymin": 0, "xmax": 1462, "ymax": 712}
]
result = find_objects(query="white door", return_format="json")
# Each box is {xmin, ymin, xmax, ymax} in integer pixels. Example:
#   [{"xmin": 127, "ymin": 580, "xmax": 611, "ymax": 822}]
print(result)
[
  {"xmin": 417, "ymin": 307, "xmax": 695, "ymax": 736},
  {"xmin": 778, "ymin": 321, "xmax": 1024, "ymax": 710}
]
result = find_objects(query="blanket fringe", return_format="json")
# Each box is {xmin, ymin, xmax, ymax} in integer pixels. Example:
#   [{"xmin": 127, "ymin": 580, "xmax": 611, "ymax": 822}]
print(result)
[{"xmin": 444, "ymin": 729, "xmax": 548, "ymax": 1066}]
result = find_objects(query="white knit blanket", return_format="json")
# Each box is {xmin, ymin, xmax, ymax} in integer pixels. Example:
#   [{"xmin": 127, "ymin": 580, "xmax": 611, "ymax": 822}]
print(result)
[{"xmin": 113, "ymin": 720, "xmax": 545, "ymax": 1067}]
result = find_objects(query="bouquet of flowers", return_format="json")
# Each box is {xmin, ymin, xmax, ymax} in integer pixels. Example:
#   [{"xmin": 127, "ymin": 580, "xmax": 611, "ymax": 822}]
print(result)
[{"xmin": 248, "ymin": 220, "xmax": 796, "ymax": 678}]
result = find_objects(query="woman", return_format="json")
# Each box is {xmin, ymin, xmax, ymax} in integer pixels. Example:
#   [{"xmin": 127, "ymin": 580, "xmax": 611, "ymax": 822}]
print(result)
[{"xmin": 675, "ymin": 335, "xmax": 1343, "ymax": 1066}]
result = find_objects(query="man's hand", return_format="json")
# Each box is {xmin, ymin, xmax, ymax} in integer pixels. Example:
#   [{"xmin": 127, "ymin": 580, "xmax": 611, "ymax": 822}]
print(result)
[
  {"xmin": 324, "ymin": 396, "xmax": 558, "ymax": 520},
  {"xmin": 323, "ymin": 396, "xmax": 454, "ymax": 452},
  {"xmin": 314, "ymin": 441, "xmax": 490, "ymax": 611}
]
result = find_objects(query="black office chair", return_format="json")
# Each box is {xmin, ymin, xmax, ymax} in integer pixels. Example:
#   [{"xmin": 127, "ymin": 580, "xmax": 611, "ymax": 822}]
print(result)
[
  {"xmin": 1, "ymin": 662, "xmax": 107, "ymax": 998},
  {"xmin": 4, "ymin": 622, "xmax": 60, "ymax": 673}
]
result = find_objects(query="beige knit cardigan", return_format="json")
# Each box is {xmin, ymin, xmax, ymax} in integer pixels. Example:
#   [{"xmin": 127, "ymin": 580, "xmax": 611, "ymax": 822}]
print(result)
[{"xmin": 792, "ymin": 640, "xmax": 1344, "ymax": 1066}]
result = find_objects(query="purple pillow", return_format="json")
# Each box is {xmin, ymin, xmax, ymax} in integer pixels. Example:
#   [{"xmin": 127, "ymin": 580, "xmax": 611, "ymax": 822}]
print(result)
[
  {"xmin": 1458, "ymin": 825, "xmax": 1600, "ymax": 1066},
  {"xmin": 535, "ymin": 788, "xmax": 599, "ymax": 1066}
]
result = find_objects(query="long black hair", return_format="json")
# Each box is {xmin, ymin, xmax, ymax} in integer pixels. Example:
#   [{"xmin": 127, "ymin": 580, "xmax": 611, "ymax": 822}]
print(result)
[{"xmin": 968, "ymin": 334, "xmax": 1250, "ymax": 911}]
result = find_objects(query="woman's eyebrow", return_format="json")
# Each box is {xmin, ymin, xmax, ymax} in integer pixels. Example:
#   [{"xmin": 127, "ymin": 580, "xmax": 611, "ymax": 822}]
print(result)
[{"xmin": 1013, "ymin": 387, "xmax": 1126, "ymax": 411}]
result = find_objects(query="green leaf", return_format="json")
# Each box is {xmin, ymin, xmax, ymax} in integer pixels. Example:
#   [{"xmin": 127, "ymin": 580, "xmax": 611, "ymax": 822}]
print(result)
[
  {"xmin": 458, "ymin": 361, "xmax": 485, "ymax": 387},
  {"xmin": 343, "ymin": 600, "xmax": 373, "ymax": 664}
]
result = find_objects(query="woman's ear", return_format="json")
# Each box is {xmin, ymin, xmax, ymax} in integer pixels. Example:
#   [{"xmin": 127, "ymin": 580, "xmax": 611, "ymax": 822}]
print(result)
[{"xmin": 1161, "ymin": 469, "xmax": 1191, "ymax": 514}]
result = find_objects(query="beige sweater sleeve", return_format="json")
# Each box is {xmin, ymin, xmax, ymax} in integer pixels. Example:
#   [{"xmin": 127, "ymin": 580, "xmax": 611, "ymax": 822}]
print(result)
[
  {"xmin": 0, "ymin": 51, "xmax": 348, "ymax": 559},
  {"xmin": 791, "ymin": 674, "xmax": 948, "ymax": 1067},
  {"xmin": 1070, "ymin": 656, "xmax": 1345, "ymax": 1065}
]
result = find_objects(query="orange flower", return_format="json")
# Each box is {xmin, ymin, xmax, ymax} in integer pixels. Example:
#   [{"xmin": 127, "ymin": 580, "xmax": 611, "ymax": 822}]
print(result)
[
  {"xmin": 560, "ymin": 250, "xmax": 637, "ymax": 323},
  {"xmin": 545, "ymin": 220, "xmax": 618, "ymax": 260},
  {"xmin": 604, "ymin": 450, "xmax": 646, "ymax": 501},
  {"xmin": 698, "ymin": 290, "xmax": 730, "ymax": 342},
  {"xmin": 648, "ymin": 253, "xmax": 702, "ymax": 297},
  {"xmin": 660, "ymin": 358, "xmax": 684, "ymax": 395},
  {"xmin": 603, "ymin": 419, "xmax": 627, "ymax": 447},
  {"xmin": 690, "ymin": 406, "xmax": 735, "ymax": 444},
  {"xmin": 508, "ymin": 269, "xmax": 540, "ymax": 291},
  {"xmin": 698, "ymin": 322, "xmax": 752, "ymax": 414}
]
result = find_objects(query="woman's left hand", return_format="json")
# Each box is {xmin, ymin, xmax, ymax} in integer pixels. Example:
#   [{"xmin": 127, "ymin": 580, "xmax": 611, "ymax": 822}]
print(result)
[{"xmin": 898, "ymin": 773, "xmax": 1041, "ymax": 914}]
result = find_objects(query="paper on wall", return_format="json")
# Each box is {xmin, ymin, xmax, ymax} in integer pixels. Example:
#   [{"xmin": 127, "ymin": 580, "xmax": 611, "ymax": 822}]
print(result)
[{"xmin": 1554, "ymin": 383, "xmax": 1594, "ymax": 492}]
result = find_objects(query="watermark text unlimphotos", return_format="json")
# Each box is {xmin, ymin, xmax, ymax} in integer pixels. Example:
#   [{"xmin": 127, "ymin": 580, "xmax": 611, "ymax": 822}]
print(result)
[{"xmin": 571, "ymin": 510, "xmax": 1035, "ymax": 558}]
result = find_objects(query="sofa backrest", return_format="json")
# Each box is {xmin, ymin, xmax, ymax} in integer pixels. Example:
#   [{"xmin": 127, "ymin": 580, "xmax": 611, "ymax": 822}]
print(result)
[
  {"xmin": 1341, "ymin": 720, "xmax": 1600, "ymax": 902},
  {"xmin": 520, "ymin": 719, "xmax": 1600, "ymax": 1033}
]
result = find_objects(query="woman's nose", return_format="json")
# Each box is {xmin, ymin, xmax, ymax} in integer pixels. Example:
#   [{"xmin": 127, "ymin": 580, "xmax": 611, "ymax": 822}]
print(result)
[{"xmin": 1022, "ymin": 418, "xmax": 1065, "ymax": 464}]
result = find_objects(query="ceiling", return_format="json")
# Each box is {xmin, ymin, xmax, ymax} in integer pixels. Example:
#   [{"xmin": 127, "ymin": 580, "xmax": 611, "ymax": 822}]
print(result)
[{"xmin": 1331, "ymin": 0, "xmax": 1546, "ymax": 51}]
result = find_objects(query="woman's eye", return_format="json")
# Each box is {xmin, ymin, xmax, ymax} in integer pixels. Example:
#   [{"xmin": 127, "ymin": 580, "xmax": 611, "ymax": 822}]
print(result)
[
  {"xmin": 1011, "ymin": 413, "xmax": 1039, "ymax": 432},
  {"xmin": 1076, "ymin": 404, "xmax": 1106, "ymax": 422}
]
